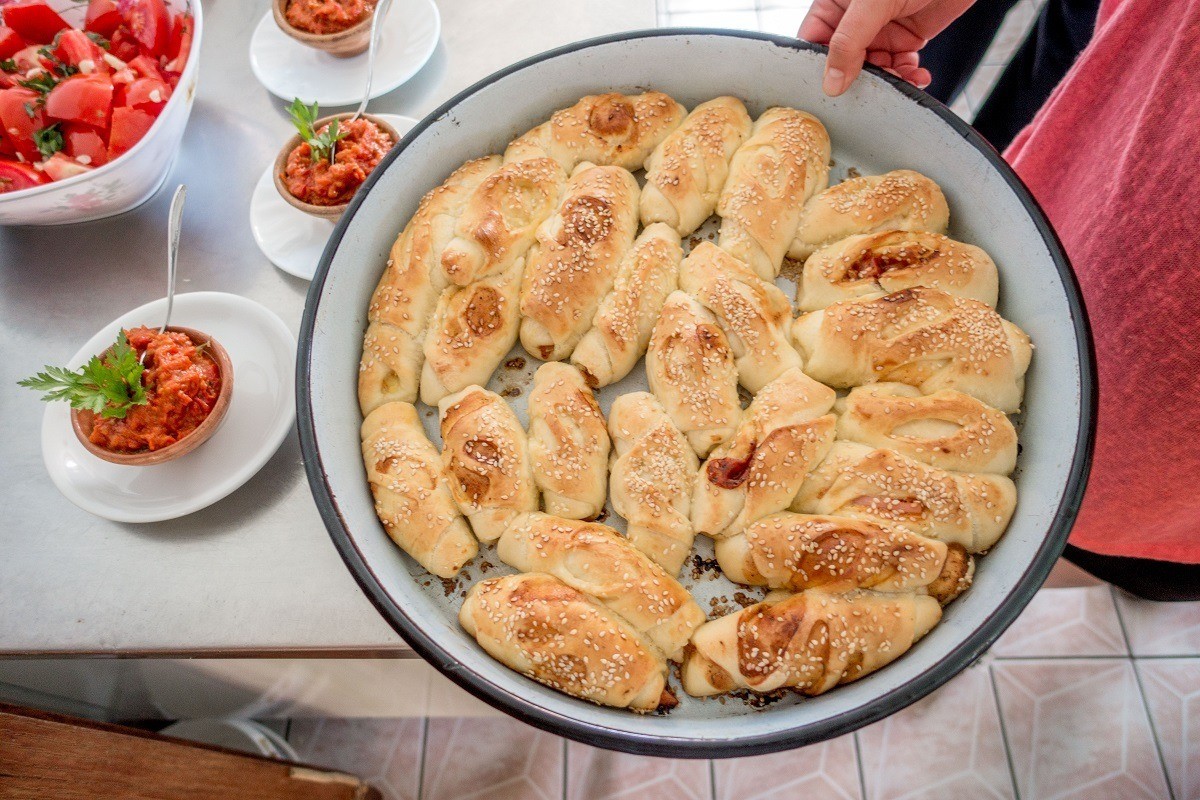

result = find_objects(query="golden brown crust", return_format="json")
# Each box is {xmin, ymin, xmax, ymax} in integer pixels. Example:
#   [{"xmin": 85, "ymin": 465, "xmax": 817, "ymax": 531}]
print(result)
[
  {"xmin": 504, "ymin": 91, "xmax": 687, "ymax": 172},
  {"xmin": 715, "ymin": 512, "xmax": 968, "ymax": 599},
  {"xmin": 679, "ymin": 242, "xmax": 804, "ymax": 393},
  {"xmin": 440, "ymin": 157, "xmax": 568, "ymax": 287},
  {"xmin": 570, "ymin": 223, "xmax": 683, "ymax": 387},
  {"xmin": 792, "ymin": 286, "xmax": 1033, "ymax": 413},
  {"xmin": 519, "ymin": 164, "xmax": 641, "ymax": 361},
  {"xmin": 681, "ymin": 589, "xmax": 941, "ymax": 697},
  {"xmin": 358, "ymin": 156, "xmax": 503, "ymax": 413},
  {"xmin": 460, "ymin": 573, "xmax": 671, "ymax": 711},
  {"xmin": 691, "ymin": 368, "xmax": 836, "ymax": 540},
  {"xmin": 527, "ymin": 363, "xmax": 610, "ymax": 520},
  {"xmin": 496, "ymin": 512, "xmax": 706, "ymax": 660},
  {"xmin": 836, "ymin": 383, "xmax": 1018, "ymax": 474},
  {"xmin": 925, "ymin": 543, "xmax": 974, "ymax": 604},
  {"xmin": 420, "ymin": 261, "xmax": 523, "ymax": 406},
  {"xmin": 640, "ymin": 96, "xmax": 753, "ymax": 235},
  {"xmin": 608, "ymin": 392, "xmax": 700, "ymax": 575},
  {"xmin": 646, "ymin": 290, "xmax": 743, "ymax": 457},
  {"xmin": 360, "ymin": 402, "xmax": 478, "ymax": 577},
  {"xmin": 717, "ymin": 107, "xmax": 831, "ymax": 280},
  {"xmin": 792, "ymin": 441, "xmax": 1017, "ymax": 553},
  {"xmin": 797, "ymin": 230, "xmax": 998, "ymax": 311},
  {"xmin": 438, "ymin": 386, "xmax": 537, "ymax": 543},
  {"xmin": 787, "ymin": 169, "xmax": 950, "ymax": 261}
]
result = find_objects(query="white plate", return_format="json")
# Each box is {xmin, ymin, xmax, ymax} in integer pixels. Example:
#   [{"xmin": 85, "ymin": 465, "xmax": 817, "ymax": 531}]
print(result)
[
  {"xmin": 41, "ymin": 292, "xmax": 296, "ymax": 524},
  {"xmin": 251, "ymin": 115, "xmax": 419, "ymax": 281},
  {"xmin": 248, "ymin": 0, "xmax": 440, "ymax": 106}
]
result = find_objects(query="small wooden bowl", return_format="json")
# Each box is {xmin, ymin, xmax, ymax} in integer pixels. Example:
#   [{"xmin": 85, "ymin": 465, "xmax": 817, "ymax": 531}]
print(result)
[
  {"xmin": 272, "ymin": 0, "xmax": 374, "ymax": 58},
  {"xmin": 71, "ymin": 327, "xmax": 234, "ymax": 467},
  {"xmin": 273, "ymin": 112, "xmax": 399, "ymax": 221}
]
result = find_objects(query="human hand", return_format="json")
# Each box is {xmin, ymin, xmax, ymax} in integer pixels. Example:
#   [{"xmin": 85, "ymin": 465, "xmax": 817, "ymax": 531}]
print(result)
[{"xmin": 798, "ymin": 0, "xmax": 976, "ymax": 96}]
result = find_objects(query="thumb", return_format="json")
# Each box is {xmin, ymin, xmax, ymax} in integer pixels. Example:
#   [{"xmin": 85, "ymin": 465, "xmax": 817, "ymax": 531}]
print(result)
[{"xmin": 824, "ymin": 0, "xmax": 901, "ymax": 96}]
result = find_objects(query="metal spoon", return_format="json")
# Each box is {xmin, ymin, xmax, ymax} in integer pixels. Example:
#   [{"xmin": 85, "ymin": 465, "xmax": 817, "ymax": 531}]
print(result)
[
  {"xmin": 140, "ymin": 184, "xmax": 187, "ymax": 365},
  {"xmin": 350, "ymin": 0, "xmax": 394, "ymax": 122}
]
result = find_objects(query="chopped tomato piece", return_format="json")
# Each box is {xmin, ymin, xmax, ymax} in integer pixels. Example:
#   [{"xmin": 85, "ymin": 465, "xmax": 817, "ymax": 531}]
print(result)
[
  {"xmin": 9, "ymin": 44, "xmax": 42, "ymax": 72},
  {"xmin": 52, "ymin": 30, "xmax": 108, "ymax": 73},
  {"xmin": 45, "ymin": 74, "xmax": 114, "ymax": 128},
  {"xmin": 62, "ymin": 122, "xmax": 107, "ymax": 166},
  {"xmin": 41, "ymin": 151, "xmax": 93, "ymax": 180},
  {"xmin": 118, "ymin": 0, "xmax": 169, "ymax": 59},
  {"xmin": 108, "ymin": 26, "xmax": 140, "ymax": 61},
  {"xmin": 127, "ymin": 54, "xmax": 162, "ymax": 79},
  {"xmin": 0, "ymin": 158, "xmax": 48, "ymax": 192},
  {"xmin": 122, "ymin": 75, "xmax": 169, "ymax": 113},
  {"xmin": 0, "ymin": 26, "xmax": 26, "ymax": 60},
  {"xmin": 107, "ymin": 104, "xmax": 152, "ymax": 158},
  {"xmin": 163, "ymin": 12, "xmax": 191, "ymax": 74},
  {"xmin": 85, "ymin": 0, "xmax": 123, "ymax": 39},
  {"xmin": 2, "ymin": 2, "xmax": 70, "ymax": 43},
  {"xmin": 0, "ymin": 86, "xmax": 44, "ymax": 161}
]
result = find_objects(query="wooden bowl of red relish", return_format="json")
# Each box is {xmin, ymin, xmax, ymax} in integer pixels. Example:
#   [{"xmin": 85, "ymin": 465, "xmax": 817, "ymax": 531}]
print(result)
[
  {"xmin": 272, "ymin": 0, "xmax": 376, "ymax": 58},
  {"xmin": 273, "ymin": 112, "xmax": 398, "ymax": 221},
  {"xmin": 71, "ymin": 326, "xmax": 232, "ymax": 466}
]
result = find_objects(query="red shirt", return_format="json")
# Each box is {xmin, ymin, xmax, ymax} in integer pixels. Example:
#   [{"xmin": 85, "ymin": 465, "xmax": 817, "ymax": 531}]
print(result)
[{"xmin": 1005, "ymin": 0, "xmax": 1200, "ymax": 562}]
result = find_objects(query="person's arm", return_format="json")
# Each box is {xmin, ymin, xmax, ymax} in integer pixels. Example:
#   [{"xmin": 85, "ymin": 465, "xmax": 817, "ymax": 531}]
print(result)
[{"xmin": 798, "ymin": 0, "xmax": 977, "ymax": 96}]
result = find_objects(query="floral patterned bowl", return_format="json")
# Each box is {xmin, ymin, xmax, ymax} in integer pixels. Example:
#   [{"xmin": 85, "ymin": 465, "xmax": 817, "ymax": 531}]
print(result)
[{"xmin": 0, "ymin": 0, "xmax": 202, "ymax": 227}]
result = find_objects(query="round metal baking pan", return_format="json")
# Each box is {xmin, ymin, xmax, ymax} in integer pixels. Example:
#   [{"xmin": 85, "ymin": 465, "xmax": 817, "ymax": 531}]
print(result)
[{"xmin": 297, "ymin": 29, "xmax": 1096, "ymax": 758}]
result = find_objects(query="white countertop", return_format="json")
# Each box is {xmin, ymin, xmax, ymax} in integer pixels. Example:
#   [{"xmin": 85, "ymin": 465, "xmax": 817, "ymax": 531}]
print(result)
[{"xmin": 0, "ymin": 0, "xmax": 655, "ymax": 655}]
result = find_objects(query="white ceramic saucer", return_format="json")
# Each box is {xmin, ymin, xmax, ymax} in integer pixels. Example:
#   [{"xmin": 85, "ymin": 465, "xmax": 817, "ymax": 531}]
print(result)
[
  {"xmin": 41, "ymin": 292, "xmax": 297, "ymax": 523},
  {"xmin": 251, "ymin": 114, "xmax": 418, "ymax": 281},
  {"xmin": 248, "ymin": 0, "xmax": 440, "ymax": 106}
]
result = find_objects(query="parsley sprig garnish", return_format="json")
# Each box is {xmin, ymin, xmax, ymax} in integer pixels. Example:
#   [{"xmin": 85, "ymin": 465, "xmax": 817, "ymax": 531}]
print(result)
[
  {"xmin": 287, "ymin": 98, "xmax": 347, "ymax": 164},
  {"xmin": 19, "ymin": 331, "xmax": 149, "ymax": 419}
]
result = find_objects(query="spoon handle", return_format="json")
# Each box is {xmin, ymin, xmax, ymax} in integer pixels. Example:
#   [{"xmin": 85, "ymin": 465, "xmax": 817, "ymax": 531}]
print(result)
[
  {"xmin": 161, "ymin": 184, "xmax": 188, "ymax": 334},
  {"xmin": 352, "ymin": 0, "xmax": 394, "ymax": 121}
]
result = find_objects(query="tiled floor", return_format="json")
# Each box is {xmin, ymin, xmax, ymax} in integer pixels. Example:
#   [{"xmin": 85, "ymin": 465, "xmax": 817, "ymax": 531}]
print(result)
[{"xmin": 282, "ymin": 586, "xmax": 1200, "ymax": 800}]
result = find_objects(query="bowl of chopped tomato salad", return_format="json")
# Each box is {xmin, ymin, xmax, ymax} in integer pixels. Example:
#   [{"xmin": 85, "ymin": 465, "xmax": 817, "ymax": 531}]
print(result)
[
  {"xmin": 0, "ymin": 0, "xmax": 201, "ymax": 225},
  {"xmin": 70, "ymin": 325, "xmax": 232, "ymax": 466}
]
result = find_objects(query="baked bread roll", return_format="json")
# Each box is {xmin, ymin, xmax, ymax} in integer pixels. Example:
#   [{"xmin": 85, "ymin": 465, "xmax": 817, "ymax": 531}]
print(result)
[
  {"xmin": 646, "ymin": 291, "xmax": 743, "ymax": 456},
  {"xmin": 496, "ymin": 512, "xmax": 706, "ymax": 660},
  {"xmin": 715, "ymin": 512, "xmax": 974, "ymax": 604},
  {"xmin": 681, "ymin": 589, "xmax": 941, "ymax": 697},
  {"xmin": 836, "ymin": 383, "xmax": 1018, "ymax": 474},
  {"xmin": 438, "ymin": 386, "xmax": 537, "ymax": 543},
  {"xmin": 640, "ymin": 96, "xmax": 753, "ymax": 235},
  {"xmin": 717, "ymin": 107, "xmax": 831, "ymax": 280},
  {"xmin": 608, "ymin": 392, "xmax": 700, "ymax": 574},
  {"xmin": 460, "ymin": 573, "xmax": 673, "ymax": 712},
  {"xmin": 360, "ymin": 402, "xmax": 478, "ymax": 578},
  {"xmin": 504, "ymin": 91, "xmax": 687, "ymax": 172},
  {"xmin": 692, "ymin": 369, "xmax": 836, "ymax": 540},
  {"xmin": 792, "ymin": 441, "xmax": 1017, "ymax": 552},
  {"xmin": 797, "ymin": 230, "xmax": 999, "ymax": 311},
  {"xmin": 519, "ymin": 163, "xmax": 640, "ymax": 361},
  {"xmin": 420, "ymin": 260, "xmax": 522, "ymax": 406},
  {"xmin": 527, "ymin": 363, "xmax": 609, "ymax": 520},
  {"xmin": 792, "ymin": 286, "xmax": 1032, "ymax": 413},
  {"xmin": 679, "ymin": 242, "xmax": 803, "ymax": 393},
  {"xmin": 570, "ymin": 223, "xmax": 683, "ymax": 387},
  {"xmin": 788, "ymin": 169, "xmax": 950, "ymax": 261},
  {"xmin": 440, "ymin": 157, "xmax": 567, "ymax": 287},
  {"xmin": 359, "ymin": 156, "xmax": 503, "ymax": 414}
]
